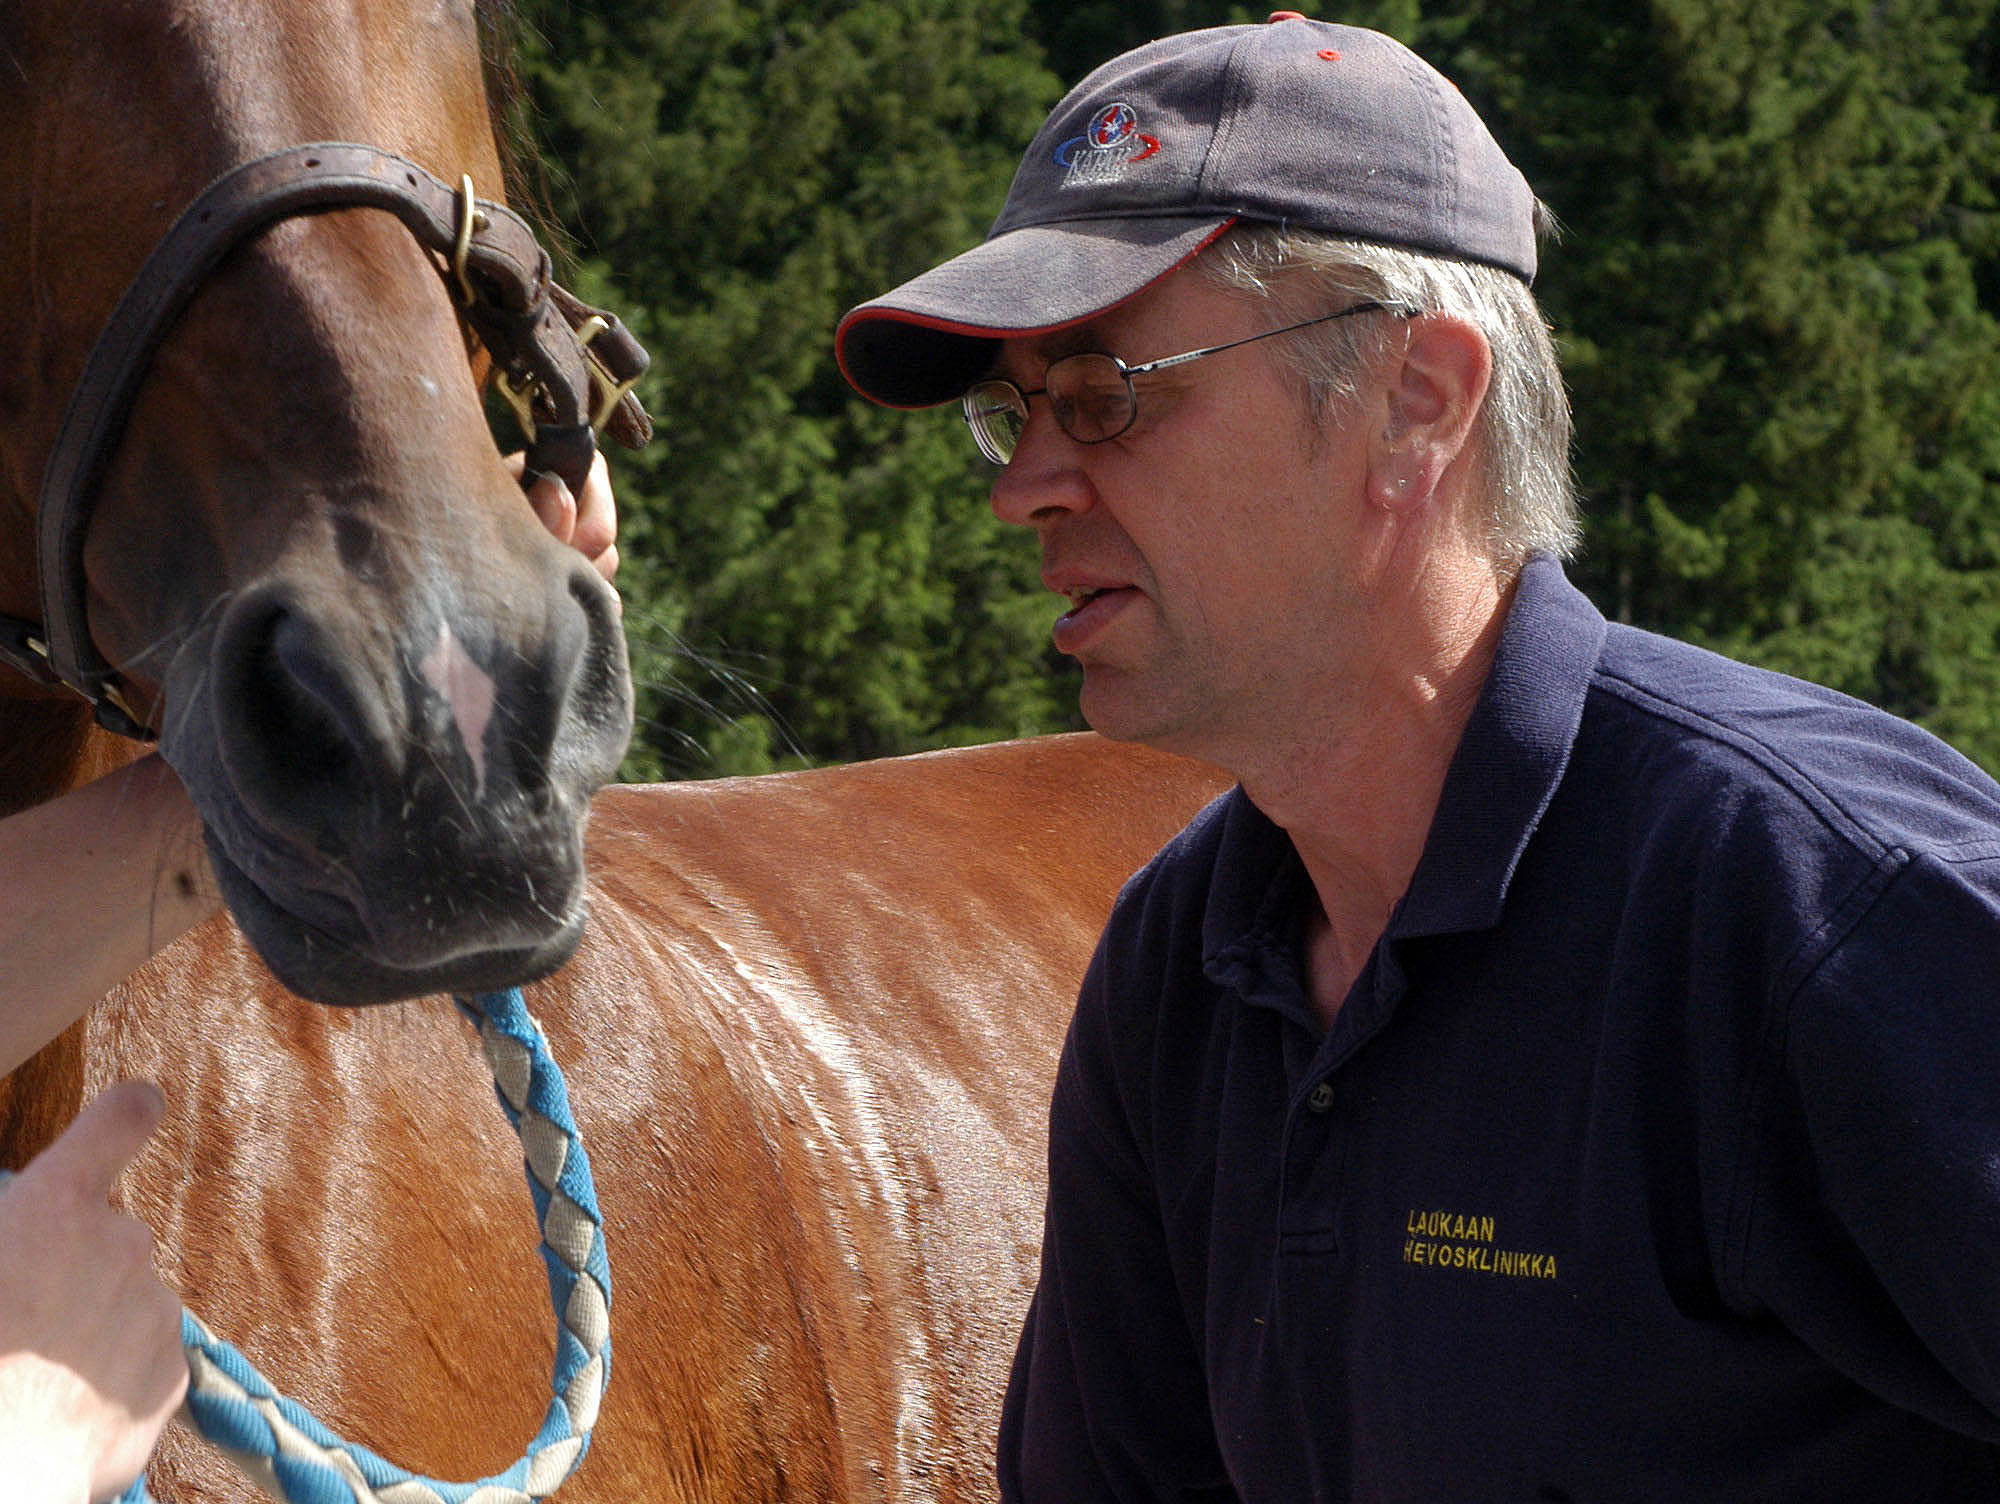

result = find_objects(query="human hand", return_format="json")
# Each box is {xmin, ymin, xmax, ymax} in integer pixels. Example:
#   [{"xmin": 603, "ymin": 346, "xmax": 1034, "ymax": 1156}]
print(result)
[
  {"xmin": 0, "ymin": 1082, "xmax": 188, "ymax": 1504},
  {"xmin": 507, "ymin": 449, "xmax": 619, "ymax": 585},
  {"xmin": 0, "ymin": 757, "xmax": 218, "ymax": 1081}
]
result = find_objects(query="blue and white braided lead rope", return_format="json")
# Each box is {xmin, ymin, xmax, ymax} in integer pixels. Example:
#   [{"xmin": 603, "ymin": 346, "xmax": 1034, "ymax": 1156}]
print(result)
[{"xmin": 110, "ymin": 985, "xmax": 613, "ymax": 1504}]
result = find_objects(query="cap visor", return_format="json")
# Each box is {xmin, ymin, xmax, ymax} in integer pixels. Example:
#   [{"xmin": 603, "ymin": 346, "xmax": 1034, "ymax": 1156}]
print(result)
[{"xmin": 837, "ymin": 215, "xmax": 1233, "ymax": 408}]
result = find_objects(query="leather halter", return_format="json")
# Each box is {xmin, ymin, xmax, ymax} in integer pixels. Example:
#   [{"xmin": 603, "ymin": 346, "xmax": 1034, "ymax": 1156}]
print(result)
[{"xmin": 0, "ymin": 142, "xmax": 652, "ymax": 740}]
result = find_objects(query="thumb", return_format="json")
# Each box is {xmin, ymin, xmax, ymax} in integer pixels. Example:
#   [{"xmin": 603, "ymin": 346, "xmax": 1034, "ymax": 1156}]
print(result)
[
  {"xmin": 526, "ymin": 471, "xmax": 578, "ymax": 546},
  {"xmin": 24, "ymin": 1081, "xmax": 167, "ymax": 1203}
]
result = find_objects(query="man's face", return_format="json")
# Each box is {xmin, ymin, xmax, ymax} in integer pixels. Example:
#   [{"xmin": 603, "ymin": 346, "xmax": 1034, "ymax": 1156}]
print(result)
[{"xmin": 987, "ymin": 268, "xmax": 1393, "ymax": 767}]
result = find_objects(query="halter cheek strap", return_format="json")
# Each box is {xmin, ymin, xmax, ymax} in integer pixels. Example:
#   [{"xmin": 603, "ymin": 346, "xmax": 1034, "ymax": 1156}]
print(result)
[{"xmin": 0, "ymin": 142, "xmax": 653, "ymax": 741}]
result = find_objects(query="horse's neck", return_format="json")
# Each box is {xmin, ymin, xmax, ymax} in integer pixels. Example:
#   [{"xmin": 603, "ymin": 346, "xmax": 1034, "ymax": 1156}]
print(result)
[
  {"xmin": 0, "ymin": 696, "xmax": 138, "ymax": 1166},
  {"xmin": 0, "ymin": 695, "xmax": 142, "ymax": 816}
]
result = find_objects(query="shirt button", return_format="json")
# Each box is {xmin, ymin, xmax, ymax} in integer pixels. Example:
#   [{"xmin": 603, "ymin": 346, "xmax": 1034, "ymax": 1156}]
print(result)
[{"xmin": 1306, "ymin": 1080, "xmax": 1335, "ymax": 1113}]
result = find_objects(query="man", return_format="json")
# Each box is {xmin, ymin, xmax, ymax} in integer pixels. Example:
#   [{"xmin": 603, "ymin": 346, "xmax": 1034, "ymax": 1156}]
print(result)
[
  {"xmin": 837, "ymin": 15, "xmax": 2000, "ymax": 1500},
  {"xmin": 0, "ymin": 458, "xmax": 617, "ymax": 1502}
]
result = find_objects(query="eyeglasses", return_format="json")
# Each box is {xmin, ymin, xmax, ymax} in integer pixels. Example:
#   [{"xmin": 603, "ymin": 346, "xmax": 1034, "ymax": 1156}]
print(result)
[{"xmin": 961, "ymin": 302, "xmax": 1412, "ymax": 465}]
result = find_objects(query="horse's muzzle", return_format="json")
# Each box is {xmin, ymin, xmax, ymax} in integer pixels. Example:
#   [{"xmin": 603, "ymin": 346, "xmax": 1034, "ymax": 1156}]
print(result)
[{"xmin": 157, "ymin": 545, "xmax": 632, "ymax": 1004}]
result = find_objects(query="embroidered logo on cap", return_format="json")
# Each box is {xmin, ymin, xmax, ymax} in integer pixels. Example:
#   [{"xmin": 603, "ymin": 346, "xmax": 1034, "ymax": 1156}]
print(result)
[{"xmin": 1054, "ymin": 101, "xmax": 1160, "ymax": 189}]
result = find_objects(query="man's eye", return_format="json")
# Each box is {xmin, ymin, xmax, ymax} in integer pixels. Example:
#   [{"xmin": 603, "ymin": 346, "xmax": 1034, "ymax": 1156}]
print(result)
[{"xmin": 1058, "ymin": 370, "xmax": 1130, "ymax": 438}]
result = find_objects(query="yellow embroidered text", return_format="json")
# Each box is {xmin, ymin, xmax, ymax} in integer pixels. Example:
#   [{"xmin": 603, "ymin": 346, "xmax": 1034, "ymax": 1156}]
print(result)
[{"xmin": 1403, "ymin": 1209, "xmax": 1557, "ymax": 1281}]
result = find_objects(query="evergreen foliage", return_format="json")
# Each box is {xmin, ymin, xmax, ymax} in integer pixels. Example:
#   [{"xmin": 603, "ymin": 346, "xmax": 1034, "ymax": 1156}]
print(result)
[
  {"xmin": 512, "ymin": 0, "xmax": 2000, "ymax": 777},
  {"xmin": 515, "ymin": 0, "xmax": 1075, "ymax": 778},
  {"xmin": 1487, "ymin": 0, "xmax": 2000, "ymax": 766}
]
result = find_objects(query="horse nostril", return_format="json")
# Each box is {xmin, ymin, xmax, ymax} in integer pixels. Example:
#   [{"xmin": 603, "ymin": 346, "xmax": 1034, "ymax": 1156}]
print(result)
[
  {"xmin": 188, "ymin": 554, "xmax": 628, "ymax": 867},
  {"xmin": 217, "ymin": 594, "xmax": 382, "ymax": 832},
  {"xmin": 560, "ymin": 559, "xmax": 634, "ymax": 761},
  {"xmin": 261, "ymin": 619, "xmax": 365, "ymax": 783}
]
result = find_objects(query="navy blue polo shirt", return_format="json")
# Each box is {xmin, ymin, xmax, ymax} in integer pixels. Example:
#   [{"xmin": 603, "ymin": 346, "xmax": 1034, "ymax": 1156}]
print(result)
[{"xmin": 999, "ymin": 558, "xmax": 2000, "ymax": 1502}]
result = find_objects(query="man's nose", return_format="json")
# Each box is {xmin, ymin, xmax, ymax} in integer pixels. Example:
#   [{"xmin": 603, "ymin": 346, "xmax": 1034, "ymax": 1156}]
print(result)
[{"xmin": 987, "ymin": 411, "xmax": 1093, "ymax": 530}]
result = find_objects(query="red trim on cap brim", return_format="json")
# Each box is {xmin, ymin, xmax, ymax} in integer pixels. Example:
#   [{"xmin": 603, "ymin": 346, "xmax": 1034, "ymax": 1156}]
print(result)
[{"xmin": 835, "ymin": 219, "xmax": 1238, "ymax": 409}]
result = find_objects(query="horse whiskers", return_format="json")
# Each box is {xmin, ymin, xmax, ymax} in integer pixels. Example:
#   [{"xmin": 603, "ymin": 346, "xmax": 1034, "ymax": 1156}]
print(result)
[
  {"xmin": 416, "ymin": 738, "xmax": 484, "ymax": 827},
  {"xmin": 621, "ymin": 612, "xmax": 808, "ymax": 763},
  {"xmin": 116, "ymin": 588, "xmax": 242, "ymax": 691}
]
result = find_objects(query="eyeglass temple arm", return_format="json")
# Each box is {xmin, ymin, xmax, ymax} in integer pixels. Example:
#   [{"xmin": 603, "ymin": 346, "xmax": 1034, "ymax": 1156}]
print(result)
[{"xmin": 1122, "ymin": 302, "xmax": 1414, "ymax": 378}]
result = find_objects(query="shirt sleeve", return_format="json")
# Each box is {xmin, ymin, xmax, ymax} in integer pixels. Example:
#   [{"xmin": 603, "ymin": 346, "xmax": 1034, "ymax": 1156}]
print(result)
[
  {"xmin": 997, "ymin": 939, "xmax": 1240, "ymax": 1503},
  {"xmin": 1728, "ymin": 848, "xmax": 2000, "ymax": 1440}
]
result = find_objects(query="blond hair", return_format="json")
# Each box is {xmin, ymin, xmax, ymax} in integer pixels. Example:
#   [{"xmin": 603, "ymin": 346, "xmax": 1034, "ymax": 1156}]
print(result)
[{"xmin": 1201, "ymin": 223, "xmax": 1580, "ymax": 571}]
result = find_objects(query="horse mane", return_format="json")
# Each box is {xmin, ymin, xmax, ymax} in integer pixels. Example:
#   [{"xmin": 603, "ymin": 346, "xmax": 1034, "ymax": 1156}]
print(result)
[{"xmin": 474, "ymin": 0, "xmax": 575, "ymax": 272}]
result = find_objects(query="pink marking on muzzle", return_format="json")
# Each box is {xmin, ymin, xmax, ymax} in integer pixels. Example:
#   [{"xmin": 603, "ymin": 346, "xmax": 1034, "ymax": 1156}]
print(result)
[{"xmin": 419, "ymin": 621, "xmax": 496, "ymax": 797}]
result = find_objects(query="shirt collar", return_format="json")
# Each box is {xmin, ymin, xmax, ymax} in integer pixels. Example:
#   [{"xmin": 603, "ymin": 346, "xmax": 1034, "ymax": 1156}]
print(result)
[
  {"xmin": 1392, "ymin": 555, "xmax": 1606, "ymax": 936},
  {"xmin": 1203, "ymin": 555, "xmax": 1607, "ymax": 969}
]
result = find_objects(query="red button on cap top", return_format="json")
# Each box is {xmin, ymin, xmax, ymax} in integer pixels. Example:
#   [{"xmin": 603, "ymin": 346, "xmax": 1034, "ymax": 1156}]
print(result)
[{"xmin": 1267, "ymin": 10, "xmax": 1308, "ymax": 21}]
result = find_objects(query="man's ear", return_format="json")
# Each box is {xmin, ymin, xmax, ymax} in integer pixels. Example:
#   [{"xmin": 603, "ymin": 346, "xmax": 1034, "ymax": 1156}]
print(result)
[{"xmin": 1366, "ymin": 315, "xmax": 1492, "ymax": 513}]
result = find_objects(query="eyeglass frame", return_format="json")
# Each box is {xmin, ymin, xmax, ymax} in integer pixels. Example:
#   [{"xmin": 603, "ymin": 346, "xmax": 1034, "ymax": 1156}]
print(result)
[{"xmin": 961, "ymin": 301, "xmax": 1416, "ymax": 466}]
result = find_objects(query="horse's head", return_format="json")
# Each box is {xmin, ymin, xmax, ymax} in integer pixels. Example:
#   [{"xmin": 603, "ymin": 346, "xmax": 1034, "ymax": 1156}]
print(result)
[{"xmin": 0, "ymin": 1, "xmax": 638, "ymax": 1004}]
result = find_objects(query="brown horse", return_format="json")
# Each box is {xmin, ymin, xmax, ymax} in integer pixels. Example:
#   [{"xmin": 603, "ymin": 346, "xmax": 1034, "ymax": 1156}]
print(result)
[
  {"xmin": 1, "ymin": 1, "xmax": 1234, "ymax": 1499},
  {"xmin": 0, "ymin": 0, "xmax": 634, "ymax": 1006},
  {"xmin": 102, "ymin": 733, "xmax": 1228, "ymax": 1501}
]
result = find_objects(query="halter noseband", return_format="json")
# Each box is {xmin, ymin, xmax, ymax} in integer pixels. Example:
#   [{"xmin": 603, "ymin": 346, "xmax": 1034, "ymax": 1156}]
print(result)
[{"xmin": 0, "ymin": 142, "xmax": 652, "ymax": 741}]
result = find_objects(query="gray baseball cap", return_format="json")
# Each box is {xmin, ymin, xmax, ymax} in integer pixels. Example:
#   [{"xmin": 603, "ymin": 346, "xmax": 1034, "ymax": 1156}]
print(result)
[{"xmin": 836, "ymin": 13, "xmax": 1538, "ymax": 409}]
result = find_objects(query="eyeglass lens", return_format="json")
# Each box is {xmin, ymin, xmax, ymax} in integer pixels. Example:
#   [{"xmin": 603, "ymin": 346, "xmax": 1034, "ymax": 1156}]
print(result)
[
  {"xmin": 1050, "ymin": 356, "xmax": 1135, "ymax": 445},
  {"xmin": 964, "ymin": 354, "xmax": 1136, "ymax": 466},
  {"xmin": 964, "ymin": 385, "xmax": 1028, "ymax": 466}
]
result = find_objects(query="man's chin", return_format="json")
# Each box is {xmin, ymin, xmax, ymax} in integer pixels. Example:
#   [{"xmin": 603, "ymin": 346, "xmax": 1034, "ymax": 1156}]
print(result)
[{"xmin": 1079, "ymin": 671, "xmax": 1174, "ymax": 746}]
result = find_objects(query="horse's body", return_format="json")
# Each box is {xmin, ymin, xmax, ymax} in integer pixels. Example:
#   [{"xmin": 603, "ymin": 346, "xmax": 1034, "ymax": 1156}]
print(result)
[
  {"xmin": 74, "ymin": 733, "xmax": 1227, "ymax": 1501},
  {"xmin": 1, "ymin": 1, "xmax": 1237, "ymax": 1498}
]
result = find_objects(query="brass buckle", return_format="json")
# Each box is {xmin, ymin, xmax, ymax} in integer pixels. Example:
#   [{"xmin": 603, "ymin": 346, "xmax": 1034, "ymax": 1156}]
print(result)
[
  {"xmin": 98, "ymin": 680, "xmax": 149, "ymax": 738},
  {"xmin": 493, "ymin": 366, "xmax": 542, "ymax": 444},
  {"xmin": 574, "ymin": 317, "xmax": 643, "ymax": 432},
  {"xmin": 493, "ymin": 321, "xmax": 639, "ymax": 443},
  {"xmin": 451, "ymin": 174, "xmax": 490, "ymax": 308}
]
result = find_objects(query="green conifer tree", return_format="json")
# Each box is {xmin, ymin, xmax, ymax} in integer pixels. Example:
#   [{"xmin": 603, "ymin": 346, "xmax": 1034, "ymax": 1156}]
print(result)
[
  {"xmin": 1427, "ymin": 0, "xmax": 2000, "ymax": 768},
  {"xmin": 516, "ymin": 0, "xmax": 1072, "ymax": 777},
  {"xmin": 511, "ymin": 0, "xmax": 2000, "ymax": 776}
]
